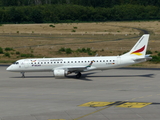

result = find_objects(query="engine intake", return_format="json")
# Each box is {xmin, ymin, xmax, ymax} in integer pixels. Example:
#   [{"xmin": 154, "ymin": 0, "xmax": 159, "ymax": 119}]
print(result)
[{"xmin": 53, "ymin": 69, "xmax": 68, "ymax": 78}]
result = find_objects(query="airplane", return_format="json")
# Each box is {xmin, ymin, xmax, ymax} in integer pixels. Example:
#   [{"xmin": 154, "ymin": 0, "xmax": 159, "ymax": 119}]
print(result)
[{"xmin": 6, "ymin": 34, "xmax": 152, "ymax": 78}]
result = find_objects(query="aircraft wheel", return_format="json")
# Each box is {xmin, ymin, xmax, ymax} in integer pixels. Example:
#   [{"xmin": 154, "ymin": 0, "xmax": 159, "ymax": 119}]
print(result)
[{"xmin": 76, "ymin": 72, "xmax": 81, "ymax": 79}]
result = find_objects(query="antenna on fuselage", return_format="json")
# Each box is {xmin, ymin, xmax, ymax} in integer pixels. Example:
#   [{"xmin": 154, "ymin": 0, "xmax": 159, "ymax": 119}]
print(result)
[{"xmin": 95, "ymin": 53, "xmax": 98, "ymax": 57}]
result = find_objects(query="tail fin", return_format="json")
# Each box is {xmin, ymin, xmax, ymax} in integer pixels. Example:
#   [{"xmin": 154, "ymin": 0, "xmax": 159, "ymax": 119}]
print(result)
[{"xmin": 121, "ymin": 34, "xmax": 150, "ymax": 57}]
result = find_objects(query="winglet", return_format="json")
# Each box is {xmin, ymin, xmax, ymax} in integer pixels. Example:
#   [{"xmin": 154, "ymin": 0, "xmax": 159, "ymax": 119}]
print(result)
[{"xmin": 121, "ymin": 34, "xmax": 150, "ymax": 57}]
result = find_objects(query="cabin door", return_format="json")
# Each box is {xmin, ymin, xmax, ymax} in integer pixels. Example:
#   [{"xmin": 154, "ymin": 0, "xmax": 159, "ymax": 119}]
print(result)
[
  {"xmin": 23, "ymin": 60, "xmax": 29, "ymax": 68},
  {"xmin": 117, "ymin": 56, "xmax": 121, "ymax": 65}
]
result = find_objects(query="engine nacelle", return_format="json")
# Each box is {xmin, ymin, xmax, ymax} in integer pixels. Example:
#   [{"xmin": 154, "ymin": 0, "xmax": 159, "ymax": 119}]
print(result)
[{"xmin": 53, "ymin": 69, "xmax": 68, "ymax": 78}]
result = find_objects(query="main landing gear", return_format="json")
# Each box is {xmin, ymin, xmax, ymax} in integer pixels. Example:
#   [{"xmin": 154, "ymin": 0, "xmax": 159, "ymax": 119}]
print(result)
[
  {"xmin": 21, "ymin": 72, "xmax": 25, "ymax": 78},
  {"xmin": 76, "ymin": 72, "xmax": 81, "ymax": 79}
]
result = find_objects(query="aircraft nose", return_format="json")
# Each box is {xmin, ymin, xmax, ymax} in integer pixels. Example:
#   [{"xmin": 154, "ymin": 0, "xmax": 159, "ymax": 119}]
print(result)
[{"xmin": 6, "ymin": 66, "xmax": 12, "ymax": 71}]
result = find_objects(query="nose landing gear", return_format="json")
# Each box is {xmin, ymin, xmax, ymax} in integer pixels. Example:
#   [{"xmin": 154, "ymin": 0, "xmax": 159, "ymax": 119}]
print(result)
[{"xmin": 21, "ymin": 72, "xmax": 25, "ymax": 78}]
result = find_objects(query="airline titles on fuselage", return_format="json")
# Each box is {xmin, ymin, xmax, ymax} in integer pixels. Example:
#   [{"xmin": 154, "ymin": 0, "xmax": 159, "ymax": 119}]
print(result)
[
  {"xmin": 31, "ymin": 59, "xmax": 63, "ymax": 62},
  {"xmin": 31, "ymin": 59, "xmax": 64, "ymax": 67}
]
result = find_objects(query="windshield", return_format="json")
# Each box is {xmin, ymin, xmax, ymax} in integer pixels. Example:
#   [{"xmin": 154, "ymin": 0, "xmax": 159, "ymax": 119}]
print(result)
[{"xmin": 14, "ymin": 62, "xmax": 19, "ymax": 64}]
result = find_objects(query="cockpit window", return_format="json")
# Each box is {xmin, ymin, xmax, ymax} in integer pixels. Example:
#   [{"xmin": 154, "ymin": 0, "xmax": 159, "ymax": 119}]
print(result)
[{"xmin": 14, "ymin": 62, "xmax": 19, "ymax": 64}]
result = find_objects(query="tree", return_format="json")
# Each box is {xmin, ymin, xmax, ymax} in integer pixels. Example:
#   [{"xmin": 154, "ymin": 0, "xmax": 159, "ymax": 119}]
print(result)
[
  {"xmin": 31, "ymin": 7, "xmax": 43, "ymax": 23},
  {"xmin": 0, "ymin": 47, "xmax": 3, "ymax": 54}
]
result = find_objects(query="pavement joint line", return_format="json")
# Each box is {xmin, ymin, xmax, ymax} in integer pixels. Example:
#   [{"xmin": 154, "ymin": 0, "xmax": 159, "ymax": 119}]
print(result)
[
  {"xmin": 71, "ymin": 106, "xmax": 111, "ymax": 120},
  {"xmin": 48, "ymin": 119, "xmax": 66, "ymax": 120},
  {"xmin": 131, "ymin": 98, "xmax": 137, "ymax": 100},
  {"xmin": 73, "ymin": 101, "xmax": 125, "ymax": 120},
  {"xmin": 130, "ymin": 94, "xmax": 156, "ymax": 101},
  {"xmin": 139, "ymin": 97, "xmax": 144, "ymax": 98}
]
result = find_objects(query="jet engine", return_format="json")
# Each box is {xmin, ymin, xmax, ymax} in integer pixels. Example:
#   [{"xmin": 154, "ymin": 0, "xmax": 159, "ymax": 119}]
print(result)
[{"xmin": 53, "ymin": 69, "xmax": 68, "ymax": 78}]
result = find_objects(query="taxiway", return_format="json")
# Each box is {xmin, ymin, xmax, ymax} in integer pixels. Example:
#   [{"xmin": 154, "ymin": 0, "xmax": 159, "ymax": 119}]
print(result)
[{"xmin": 0, "ymin": 66, "xmax": 160, "ymax": 120}]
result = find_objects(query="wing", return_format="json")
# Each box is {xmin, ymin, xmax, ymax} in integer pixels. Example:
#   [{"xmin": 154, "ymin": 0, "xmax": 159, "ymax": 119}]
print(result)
[
  {"xmin": 53, "ymin": 66, "xmax": 96, "ymax": 72},
  {"xmin": 53, "ymin": 60, "xmax": 96, "ymax": 72}
]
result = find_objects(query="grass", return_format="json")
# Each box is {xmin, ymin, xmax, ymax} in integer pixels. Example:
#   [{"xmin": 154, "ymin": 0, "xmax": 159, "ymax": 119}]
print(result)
[
  {"xmin": 0, "ymin": 21, "xmax": 160, "ymax": 67},
  {"xmin": 0, "ymin": 22, "xmax": 140, "ymax": 34}
]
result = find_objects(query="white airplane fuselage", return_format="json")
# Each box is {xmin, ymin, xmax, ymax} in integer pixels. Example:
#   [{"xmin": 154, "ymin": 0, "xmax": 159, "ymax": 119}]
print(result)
[{"xmin": 7, "ymin": 56, "xmax": 140, "ymax": 72}]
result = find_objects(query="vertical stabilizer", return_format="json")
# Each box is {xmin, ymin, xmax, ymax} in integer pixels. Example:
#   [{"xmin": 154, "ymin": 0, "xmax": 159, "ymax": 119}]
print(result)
[{"xmin": 121, "ymin": 34, "xmax": 150, "ymax": 57}]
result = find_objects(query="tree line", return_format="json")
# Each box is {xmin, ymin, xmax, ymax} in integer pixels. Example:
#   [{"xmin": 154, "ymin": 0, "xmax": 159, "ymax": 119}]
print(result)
[
  {"xmin": 0, "ymin": 4, "xmax": 159, "ymax": 23},
  {"xmin": 0, "ymin": 0, "xmax": 160, "ymax": 7}
]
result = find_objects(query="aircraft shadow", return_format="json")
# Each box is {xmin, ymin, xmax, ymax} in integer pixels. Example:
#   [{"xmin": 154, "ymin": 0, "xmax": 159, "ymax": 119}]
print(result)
[
  {"xmin": 11, "ymin": 76, "xmax": 54, "ymax": 78},
  {"xmin": 11, "ymin": 72, "xmax": 96, "ymax": 80},
  {"xmin": 11, "ymin": 73, "xmax": 155, "ymax": 81},
  {"xmin": 85, "ymin": 74, "xmax": 155, "ymax": 78},
  {"xmin": 67, "ymin": 73, "xmax": 155, "ymax": 81},
  {"xmin": 66, "ymin": 72, "xmax": 97, "ymax": 81}
]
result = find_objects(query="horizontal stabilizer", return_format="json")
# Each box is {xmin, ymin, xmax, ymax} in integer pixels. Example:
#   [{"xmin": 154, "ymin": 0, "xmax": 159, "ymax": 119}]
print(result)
[{"xmin": 133, "ymin": 55, "xmax": 152, "ymax": 62}]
